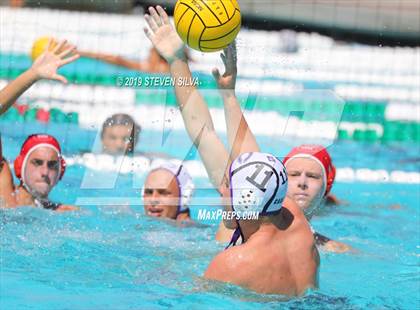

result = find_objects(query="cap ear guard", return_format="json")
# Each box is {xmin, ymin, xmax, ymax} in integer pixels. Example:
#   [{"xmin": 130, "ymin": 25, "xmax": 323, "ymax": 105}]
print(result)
[
  {"xmin": 13, "ymin": 153, "xmax": 24, "ymax": 180},
  {"xmin": 58, "ymin": 157, "xmax": 66, "ymax": 180},
  {"xmin": 175, "ymin": 164, "xmax": 194, "ymax": 212},
  {"xmin": 326, "ymin": 161, "xmax": 335, "ymax": 195}
]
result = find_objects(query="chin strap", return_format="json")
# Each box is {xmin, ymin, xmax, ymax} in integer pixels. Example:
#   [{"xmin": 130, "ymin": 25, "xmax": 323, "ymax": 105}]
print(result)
[
  {"xmin": 21, "ymin": 182, "xmax": 61, "ymax": 210},
  {"xmin": 225, "ymin": 220, "xmax": 244, "ymax": 249},
  {"xmin": 22, "ymin": 181, "xmax": 37, "ymax": 199},
  {"xmin": 176, "ymin": 207, "xmax": 190, "ymax": 218},
  {"xmin": 33, "ymin": 197, "xmax": 61, "ymax": 210}
]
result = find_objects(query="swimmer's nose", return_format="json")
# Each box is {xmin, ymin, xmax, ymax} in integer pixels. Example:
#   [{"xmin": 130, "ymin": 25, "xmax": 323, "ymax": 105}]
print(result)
[
  {"xmin": 147, "ymin": 191, "xmax": 161, "ymax": 206},
  {"xmin": 41, "ymin": 174, "xmax": 51, "ymax": 185},
  {"xmin": 297, "ymin": 174, "xmax": 308, "ymax": 190},
  {"xmin": 40, "ymin": 162, "xmax": 50, "ymax": 176},
  {"xmin": 115, "ymin": 139, "xmax": 127, "ymax": 152}
]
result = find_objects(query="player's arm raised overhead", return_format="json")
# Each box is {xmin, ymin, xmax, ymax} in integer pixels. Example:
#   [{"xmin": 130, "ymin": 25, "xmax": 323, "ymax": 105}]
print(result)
[
  {"xmin": 143, "ymin": 6, "xmax": 229, "ymax": 188},
  {"xmin": 213, "ymin": 42, "xmax": 262, "ymax": 239},
  {"xmin": 0, "ymin": 137, "xmax": 16, "ymax": 208},
  {"xmin": 0, "ymin": 39, "xmax": 79, "ymax": 115},
  {"xmin": 213, "ymin": 41, "xmax": 260, "ymax": 158}
]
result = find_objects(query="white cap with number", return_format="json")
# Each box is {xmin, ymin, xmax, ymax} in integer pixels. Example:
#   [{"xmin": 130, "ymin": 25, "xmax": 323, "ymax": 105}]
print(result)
[{"xmin": 229, "ymin": 152, "xmax": 288, "ymax": 218}]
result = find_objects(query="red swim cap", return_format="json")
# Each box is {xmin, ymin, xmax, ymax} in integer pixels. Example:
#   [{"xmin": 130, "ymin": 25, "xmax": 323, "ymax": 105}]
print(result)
[
  {"xmin": 14, "ymin": 134, "xmax": 66, "ymax": 183},
  {"xmin": 283, "ymin": 145, "xmax": 336, "ymax": 196}
]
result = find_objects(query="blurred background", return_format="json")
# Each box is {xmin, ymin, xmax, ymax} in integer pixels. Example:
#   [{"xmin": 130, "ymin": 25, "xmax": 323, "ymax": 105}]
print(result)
[{"xmin": 1, "ymin": 0, "xmax": 419, "ymax": 181}]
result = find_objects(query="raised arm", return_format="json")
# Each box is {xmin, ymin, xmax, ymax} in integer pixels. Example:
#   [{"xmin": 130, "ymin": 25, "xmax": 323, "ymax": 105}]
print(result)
[
  {"xmin": 0, "ymin": 162, "xmax": 16, "ymax": 208},
  {"xmin": 0, "ymin": 40, "xmax": 79, "ymax": 115},
  {"xmin": 213, "ymin": 43, "xmax": 261, "ymax": 241},
  {"xmin": 213, "ymin": 42, "xmax": 260, "ymax": 158},
  {"xmin": 0, "ymin": 137, "xmax": 16, "ymax": 208},
  {"xmin": 144, "ymin": 6, "xmax": 229, "ymax": 188}
]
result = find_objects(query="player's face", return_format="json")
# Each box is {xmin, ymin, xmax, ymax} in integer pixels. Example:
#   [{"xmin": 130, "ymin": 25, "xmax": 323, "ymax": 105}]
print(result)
[
  {"xmin": 24, "ymin": 147, "xmax": 60, "ymax": 198},
  {"xmin": 143, "ymin": 169, "xmax": 180, "ymax": 219},
  {"xmin": 102, "ymin": 125, "xmax": 134, "ymax": 155},
  {"xmin": 285, "ymin": 157, "xmax": 325, "ymax": 216}
]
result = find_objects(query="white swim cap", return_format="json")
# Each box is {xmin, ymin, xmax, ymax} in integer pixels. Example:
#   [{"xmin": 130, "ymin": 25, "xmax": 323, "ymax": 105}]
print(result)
[
  {"xmin": 229, "ymin": 152, "xmax": 288, "ymax": 219},
  {"xmin": 144, "ymin": 161, "xmax": 194, "ymax": 213}
]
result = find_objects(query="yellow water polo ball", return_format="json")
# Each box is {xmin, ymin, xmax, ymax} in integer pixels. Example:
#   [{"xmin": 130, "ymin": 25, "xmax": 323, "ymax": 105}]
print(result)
[
  {"xmin": 174, "ymin": 0, "xmax": 241, "ymax": 52},
  {"xmin": 31, "ymin": 36, "xmax": 58, "ymax": 61}
]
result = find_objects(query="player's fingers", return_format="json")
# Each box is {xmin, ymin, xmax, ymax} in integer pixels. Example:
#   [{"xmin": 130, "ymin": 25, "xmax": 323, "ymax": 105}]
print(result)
[
  {"xmin": 149, "ymin": 6, "xmax": 162, "ymax": 27},
  {"xmin": 212, "ymin": 68, "xmax": 221, "ymax": 81},
  {"xmin": 60, "ymin": 53, "xmax": 80, "ymax": 66},
  {"xmin": 144, "ymin": 26, "xmax": 153, "ymax": 41},
  {"xmin": 231, "ymin": 42, "xmax": 237, "ymax": 62},
  {"xmin": 145, "ymin": 14, "xmax": 158, "ymax": 32},
  {"xmin": 53, "ymin": 40, "xmax": 66, "ymax": 54},
  {"xmin": 46, "ymin": 38, "xmax": 54, "ymax": 50},
  {"xmin": 58, "ymin": 45, "xmax": 76, "ymax": 58},
  {"xmin": 156, "ymin": 5, "xmax": 170, "ymax": 25},
  {"xmin": 51, "ymin": 74, "xmax": 68, "ymax": 84},
  {"xmin": 220, "ymin": 53, "xmax": 227, "ymax": 68}
]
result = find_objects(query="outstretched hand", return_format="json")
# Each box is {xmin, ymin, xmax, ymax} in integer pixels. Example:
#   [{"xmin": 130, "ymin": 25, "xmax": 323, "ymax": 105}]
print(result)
[
  {"xmin": 30, "ymin": 39, "xmax": 79, "ymax": 84},
  {"xmin": 212, "ymin": 41, "xmax": 237, "ymax": 90},
  {"xmin": 144, "ymin": 6, "xmax": 185, "ymax": 63}
]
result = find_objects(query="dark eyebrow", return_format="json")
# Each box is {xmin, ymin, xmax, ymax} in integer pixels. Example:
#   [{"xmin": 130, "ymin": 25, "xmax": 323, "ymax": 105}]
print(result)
[
  {"xmin": 306, "ymin": 172, "xmax": 322, "ymax": 178},
  {"xmin": 157, "ymin": 188, "xmax": 171, "ymax": 194},
  {"xmin": 30, "ymin": 159, "xmax": 59, "ymax": 168},
  {"xmin": 47, "ymin": 160, "xmax": 59, "ymax": 168}
]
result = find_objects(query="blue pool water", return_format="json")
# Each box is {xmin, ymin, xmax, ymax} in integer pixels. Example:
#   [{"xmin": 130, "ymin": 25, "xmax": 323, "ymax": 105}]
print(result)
[{"xmin": 1, "ymin": 124, "xmax": 419, "ymax": 309}]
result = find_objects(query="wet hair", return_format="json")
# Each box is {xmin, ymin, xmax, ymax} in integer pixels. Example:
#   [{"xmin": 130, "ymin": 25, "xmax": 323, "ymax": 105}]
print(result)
[{"xmin": 101, "ymin": 113, "xmax": 141, "ymax": 153}]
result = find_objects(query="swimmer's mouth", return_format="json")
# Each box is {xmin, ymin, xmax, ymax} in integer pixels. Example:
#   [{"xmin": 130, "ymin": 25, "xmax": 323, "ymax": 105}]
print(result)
[
  {"xmin": 294, "ymin": 193, "xmax": 309, "ymax": 199},
  {"xmin": 34, "ymin": 180, "xmax": 51, "ymax": 188},
  {"xmin": 38, "ymin": 178, "xmax": 51, "ymax": 185},
  {"xmin": 147, "ymin": 207, "xmax": 164, "ymax": 217}
]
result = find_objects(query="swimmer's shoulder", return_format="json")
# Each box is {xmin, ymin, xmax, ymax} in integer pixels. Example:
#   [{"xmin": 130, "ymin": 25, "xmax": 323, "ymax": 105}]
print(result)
[
  {"xmin": 282, "ymin": 197, "xmax": 311, "ymax": 231},
  {"xmin": 280, "ymin": 198, "xmax": 315, "ymax": 247},
  {"xmin": 282, "ymin": 197, "xmax": 305, "ymax": 219},
  {"xmin": 204, "ymin": 250, "xmax": 229, "ymax": 281},
  {"xmin": 204, "ymin": 244, "xmax": 250, "ymax": 283}
]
